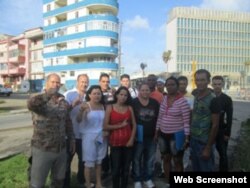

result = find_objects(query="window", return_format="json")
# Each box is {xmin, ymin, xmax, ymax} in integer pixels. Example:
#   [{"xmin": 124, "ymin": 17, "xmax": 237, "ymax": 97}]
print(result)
[
  {"xmin": 75, "ymin": 11, "xmax": 79, "ymax": 18},
  {"xmin": 70, "ymin": 71, "xmax": 75, "ymax": 77},
  {"xmin": 47, "ymin": 4, "xmax": 51, "ymax": 12}
]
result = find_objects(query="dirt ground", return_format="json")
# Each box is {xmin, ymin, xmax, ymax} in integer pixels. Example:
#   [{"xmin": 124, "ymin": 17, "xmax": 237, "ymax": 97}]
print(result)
[{"xmin": 0, "ymin": 127, "xmax": 33, "ymax": 159}]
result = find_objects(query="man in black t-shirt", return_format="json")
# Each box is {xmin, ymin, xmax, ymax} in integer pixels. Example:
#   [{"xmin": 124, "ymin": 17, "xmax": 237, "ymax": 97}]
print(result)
[{"xmin": 212, "ymin": 75, "xmax": 233, "ymax": 172}]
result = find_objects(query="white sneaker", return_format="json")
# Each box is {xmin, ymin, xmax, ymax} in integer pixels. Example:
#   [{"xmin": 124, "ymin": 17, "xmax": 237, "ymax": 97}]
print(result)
[
  {"xmin": 134, "ymin": 181, "xmax": 143, "ymax": 188},
  {"xmin": 143, "ymin": 179, "xmax": 155, "ymax": 188}
]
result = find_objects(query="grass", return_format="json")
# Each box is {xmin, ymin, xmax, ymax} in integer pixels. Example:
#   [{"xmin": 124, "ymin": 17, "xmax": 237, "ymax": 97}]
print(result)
[
  {"xmin": 0, "ymin": 154, "xmax": 78, "ymax": 188},
  {"xmin": 231, "ymin": 119, "xmax": 250, "ymax": 171},
  {"xmin": 0, "ymin": 154, "xmax": 29, "ymax": 188}
]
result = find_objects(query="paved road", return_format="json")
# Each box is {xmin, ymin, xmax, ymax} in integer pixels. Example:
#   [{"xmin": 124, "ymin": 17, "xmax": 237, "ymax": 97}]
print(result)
[{"xmin": 0, "ymin": 113, "xmax": 31, "ymax": 130}]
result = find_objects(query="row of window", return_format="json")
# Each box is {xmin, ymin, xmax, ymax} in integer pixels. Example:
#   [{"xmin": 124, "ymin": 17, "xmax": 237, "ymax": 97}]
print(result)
[
  {"xmin": 177, "ymin": 63, "xmax": 244, "ymax": 73},
  {"xmin": 44, "ymin": 56, "xmax": 115, "ymax": 67},
  {"xmin": 44, "ymin": 20, "xmax": 118, "ymax": 40},
  {"xmin": 177, "ymin": 28, "xmax": 250, "ymax": 39},
  {"xmin": 177, "ymin": 55, "xmax": 249, "ymax": 64},
  {"xmin": 177, "ymin": 18, "xmax": 250, "ymax": 32},
  {"xmin": 177, "ymin": 37, "xmax": 250, "ymax": 48},
  {"xmin": 177, "ymin": 46, "xmax": 250, "ymax": 57},
  {"xmin": 9, "ymin": 49, "xmax": 24, "ymax": 58}
]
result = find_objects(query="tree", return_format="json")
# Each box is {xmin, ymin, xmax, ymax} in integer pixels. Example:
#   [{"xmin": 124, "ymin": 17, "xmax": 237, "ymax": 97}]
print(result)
[
  {"xmin": 140, "ymin": 63, "xmax": 147, "ymax": 78},
  {"xmin": 162, "ymin": 50, "xmax": 172, "ymax": 64}
]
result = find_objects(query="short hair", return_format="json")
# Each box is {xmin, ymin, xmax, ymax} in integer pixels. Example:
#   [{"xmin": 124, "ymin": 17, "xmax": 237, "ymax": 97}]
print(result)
[
  {"xmin": 120, "ymin": 74, "xmax": 130, "ymax": 80},
  {"xmin": 178, "ymin": 76, "xmax": 188, "ymax": 83},
  {"xmin": 85, "ymin": 85, "xmax": 104, "ymax": 104},
  {"xmin": 166, "ymin": 76, "xmax": 179, "ymax": 88},
  {"xmin": 212, "ymin": 75, "xmax": 224, "ymax": 82},
  {"xmin": 77, "ymin": 74, "xmax": 89, "ymax": 81},
  {"xmin": 195, "ymin": 69, "xmax": 211, "ymax": 82},
  {"xmin": 113, "ymin": 86, "xmax": 132, "ymax": 105},
  {"xmin": 147, "ymin": 74, "xmax": 157, "ymax": 80},
  {"xmin": 99, "ymin": 73, "xmax": 110, "ymax": 81},
  {"xmin": 46, "ymin": 73, "xmax": 60, "ymax": 83},
  {"xmin": 138, "ymin": 81, "xmax": 150, "ymax": 90}
]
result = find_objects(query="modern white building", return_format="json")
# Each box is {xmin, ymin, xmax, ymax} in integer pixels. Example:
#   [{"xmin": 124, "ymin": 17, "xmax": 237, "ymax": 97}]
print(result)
[
  {"xmin": 42, "ymin": 0, "xmax": 119, "ymax": 89},
  {"xmin": 166, "ymin": 7, "xmax": 250, "ymax": 88}
]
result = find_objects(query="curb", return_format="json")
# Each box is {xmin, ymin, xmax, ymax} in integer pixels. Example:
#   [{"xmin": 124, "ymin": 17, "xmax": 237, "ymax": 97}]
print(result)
[{"xmin": 9, "ymin": 109, "xmax": 29, "ymax": 114}]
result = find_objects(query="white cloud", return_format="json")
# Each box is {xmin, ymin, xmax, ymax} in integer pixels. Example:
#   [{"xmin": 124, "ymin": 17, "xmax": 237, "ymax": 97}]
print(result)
[
  {"xmin": 0, "ymin": 0, "xmax": 43, "ymax": 35},
  {"xmin": 200, "ymin": 0, "xmax": 250, "ymax": 12},
  {"xmin": 124, "ymin": 15, "xmax": 150, "ymax": 31}
]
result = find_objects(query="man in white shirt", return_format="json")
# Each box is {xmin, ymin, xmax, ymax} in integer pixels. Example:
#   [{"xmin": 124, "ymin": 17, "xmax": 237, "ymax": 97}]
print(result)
[{"xmin": 63, "ymin": 74, "xmax": 89, "ymax": 187}]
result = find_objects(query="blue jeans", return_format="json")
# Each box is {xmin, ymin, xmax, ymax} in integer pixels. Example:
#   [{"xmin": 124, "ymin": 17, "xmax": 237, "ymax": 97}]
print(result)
[
  {"xmin": 132, "ymin": 138, "xmax": 156, "ymax": 182},
  {"xmin": 190, "ymin": 138, "xmax": 215, "ymax": 172}
]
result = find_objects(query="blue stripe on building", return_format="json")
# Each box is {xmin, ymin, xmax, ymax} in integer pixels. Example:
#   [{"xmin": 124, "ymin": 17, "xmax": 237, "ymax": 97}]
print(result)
[
  {"xmin": 44, "ymin": 15, "xmax": 118, "ymax": 31},
  {"xmin": 44, "ymin": 30, "xmax": 118, "ymax": 45},
  {"xmin": 43, "ymin": 0, "xmax": 119, "ymax": 18},
  {"xmin": 43, "ymin": 46, "xmax": 118, "ymax": 58}
]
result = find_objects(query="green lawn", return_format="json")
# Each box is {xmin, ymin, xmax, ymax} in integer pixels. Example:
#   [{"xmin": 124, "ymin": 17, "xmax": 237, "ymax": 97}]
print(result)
[
  {"xmin": 0, "ymin": 154, "xmax": 78, "ymax": 188},
  {"xmin": 0, "ymin": 154, "xmax": 29, "ymax": 188}
]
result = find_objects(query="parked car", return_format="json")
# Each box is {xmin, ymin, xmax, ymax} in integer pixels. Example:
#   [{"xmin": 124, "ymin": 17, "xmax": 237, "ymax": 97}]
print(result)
[{"xmin": 0, "ymin": 84, "xmax": 13, "ymax": 96}]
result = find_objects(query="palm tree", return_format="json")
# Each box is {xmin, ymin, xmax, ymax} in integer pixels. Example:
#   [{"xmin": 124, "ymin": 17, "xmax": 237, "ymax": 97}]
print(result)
[
  {"xmin": 140, "ymin": 63, "xmax": 147, "ymax": 78},
  {"xmin": 162, "ymin": 50, "xmax": 171, "ymax": 64}
]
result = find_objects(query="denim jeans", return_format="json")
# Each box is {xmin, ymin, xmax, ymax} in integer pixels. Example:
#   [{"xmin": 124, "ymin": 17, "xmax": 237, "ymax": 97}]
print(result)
[
  {"xmin": 64, "ymin": 139, "xmax": 84, "ymax": 187},
  {"xmin": 190, "ymin": 138, "xmax": 215, "ymax": 172},
  {"xmin": 216, "ymin": 129, "xmax": 229, "ymax": 171},
  {"xmin": 111, "ymin": 146, "xmax": 133, "ymax": 188},
  {"xmin": 132, "ymin": 138, "xmax": 157, "ymax": 182}
]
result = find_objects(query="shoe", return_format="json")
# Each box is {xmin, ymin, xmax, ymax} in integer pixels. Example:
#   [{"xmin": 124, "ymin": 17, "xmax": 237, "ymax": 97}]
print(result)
[
  {"xmin": 143, "ymin": 179, "xmax": 155, "ymax": 188},
  {"xmin": 165, "ymin": 183, "xmax": 170, "ymax": 188},
  {"xmin": 134, "ymin": 181, "xmax": 143, "ymax": 188},
  {"xmin": 84, "ymin": 182, "xmax": 95, "ymax": 188}
]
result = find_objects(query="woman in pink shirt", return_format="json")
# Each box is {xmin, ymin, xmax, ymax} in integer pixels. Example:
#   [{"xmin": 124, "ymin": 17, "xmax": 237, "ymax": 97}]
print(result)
[{"xmin": 155, "ymin": 76, "xmax": 190, "ymax": 184}]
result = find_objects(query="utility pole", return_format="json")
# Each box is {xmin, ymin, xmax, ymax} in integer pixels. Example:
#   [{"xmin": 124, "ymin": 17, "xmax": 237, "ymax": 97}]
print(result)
[
  {"xmin": 191, "ymin": 60, "xmax": 197, "ymax": 90},
  {"xmin": 118, "ymin": 22, "xmax": 123, "ymax": 77}
]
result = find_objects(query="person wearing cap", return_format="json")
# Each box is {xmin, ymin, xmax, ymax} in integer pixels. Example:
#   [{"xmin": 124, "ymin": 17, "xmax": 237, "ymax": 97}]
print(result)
[
  {"xmin": 147, "ymin": 74, "xmax": 163, "ymax": 104},
  {"xmin": 156, "ymin": 78, "xmax": 167, "ymax": 95}
]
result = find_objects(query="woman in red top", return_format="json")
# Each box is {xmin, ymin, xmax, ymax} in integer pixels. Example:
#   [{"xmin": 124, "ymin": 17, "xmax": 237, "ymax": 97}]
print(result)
[{"xmin": 103, "ymin": 86, "xmax": 136, "ymax": 188}]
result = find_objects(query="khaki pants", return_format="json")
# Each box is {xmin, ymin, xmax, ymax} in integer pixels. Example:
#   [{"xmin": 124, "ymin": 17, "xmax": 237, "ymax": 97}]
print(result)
[{"xmin": 30, "ymin": 147, "xmax": 67, "ymax": 188}]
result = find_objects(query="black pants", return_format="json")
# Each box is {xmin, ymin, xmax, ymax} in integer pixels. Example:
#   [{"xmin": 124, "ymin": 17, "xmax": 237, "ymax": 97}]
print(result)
[
  {"xmin": 63, "ymin": 139, "xmax": 84, "ymax": 187},
  {"xmin": 111, "ymin": 146, "xmax": 133, "ymax": 188},
  {"xmin": 216, "ymin": 130, "xmax": 229, "ymax": 171},
  {"xmin": 102, "ymin": 146, "xmax": 110, "ymax": 175}
]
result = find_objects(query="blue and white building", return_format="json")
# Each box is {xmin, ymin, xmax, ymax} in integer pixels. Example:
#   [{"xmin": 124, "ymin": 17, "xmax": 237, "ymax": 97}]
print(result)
[{"xmin": 42, "ymin": 0, "xmax": 119, "ymax": 89}]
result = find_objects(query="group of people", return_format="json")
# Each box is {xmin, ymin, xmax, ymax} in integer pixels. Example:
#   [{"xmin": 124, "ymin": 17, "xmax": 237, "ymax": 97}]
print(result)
[{"xmin": 27, "ymin": 69, "xmax": 233, "ymax": 188}]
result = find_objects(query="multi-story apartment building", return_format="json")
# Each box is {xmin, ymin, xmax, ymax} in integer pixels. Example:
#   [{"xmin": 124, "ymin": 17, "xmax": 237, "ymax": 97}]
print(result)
[
  {"xmin": 0, "ymin": 34, "xmax": 29, "ymax": 90},
  {"xmin": 25, "ymin": 27, "xmax": 44, "ymax": 91},
  {"xmin": 166, "ymin": 7, "xmax": 250, "ymax": 88},
  {"xmin": 42, "ymin": 0, "xmax": 119, "ymax": 89}
]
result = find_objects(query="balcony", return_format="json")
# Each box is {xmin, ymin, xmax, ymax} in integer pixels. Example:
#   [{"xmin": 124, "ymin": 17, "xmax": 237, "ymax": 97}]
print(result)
[
  {"xmin": 9, "ymin": 67, "xmax": 26, "ymax": 75},
  {"xmin": 0, "ymin": 67, "xmax": 26, "ymax": 75},
  {"xmin": 9, "ymin": 56, "xmax": 25, "ymax": 63},
  {"xmin": 9, "ymin": 44, "xmax": 25, "ymax": 51}
]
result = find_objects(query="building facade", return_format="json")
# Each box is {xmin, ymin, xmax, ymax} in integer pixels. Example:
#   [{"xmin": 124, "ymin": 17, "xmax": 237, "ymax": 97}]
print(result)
[
  {"xmin": 25, "ymin": 27, "xmax": 44, "ymax": 91},
  {"xmin": 166, "ymin": 7, "xmax": 250, "ymax": 89},
  {"xmin": 0, "ymin": 34, "xmax": 29, "ymax": 90},
  {"xmin": 42, "ymin": 0, "xmax": 119, "ymax": 89}
]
